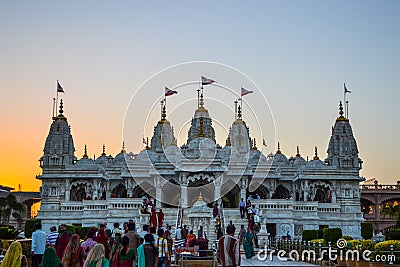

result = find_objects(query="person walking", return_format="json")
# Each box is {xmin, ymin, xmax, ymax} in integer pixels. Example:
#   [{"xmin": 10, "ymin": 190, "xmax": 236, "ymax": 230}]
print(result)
[
  {"xmin": 111, "ymin": 236, "xmax": 136, "ymax": 267},
  {"xmin": 62, "ymin": 234, "xmax": 85, "ymax": 267},
  {"xmin": 216, "ymin": 225, "xmax": 240, "ymax": 267},
  {"xmin": 39, "ymin": 247, "xmax": 63, "ymax": 267},
  {"xmin": 237, "ymin": 225, "xmax": 245, "ymax": 250},
  {"xmin": 83, "ymin": 244, "xmax": 109, "ymax": 267},
  {"xmin": 94, "ymin": 228, "xmax": 111, "ymax": 259},
  {"xmin": 123, "ymin": 223, "xmax": 140, "ymax": 255},
  {"xmin": 0, "ymin": 241, "xmax": 23, "ymax": 267},
  {"xmin": 137, "ymin": 234, "xmax": 159, "ymax": 267},
  {"xmin": 81, "ymin": 231, "xmax": 97, "ymax": 257},
  {"xmin": 31, "ymin": 223, "xmax": 46, "ymax": 267},
  {"xmin": 46, "ymin": 226, "xmax": 59, "ymax": 247},
  {"xmin": 238, "ymin": 198, "xmax": 246, "ymax": 219},
  {"xmin": 243, "ymin": 227, "xmax": 255, "ymax": 259},
  {"xmin": 155, "ymin": 229, "xmax": 168, "ymax": 267}
]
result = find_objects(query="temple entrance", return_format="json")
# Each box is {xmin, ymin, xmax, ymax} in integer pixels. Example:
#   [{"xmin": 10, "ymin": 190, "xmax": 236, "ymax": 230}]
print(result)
[
  {"xmin": 70, "ymin": 185, "xmax": 86, "ymax": 201},
  {"xmin": 112, "ymin": 183, "xmax": 127, "ymax": 198},
  {"xmin": 272, "ymin": 185, "xmax": 291, "ymax": 199},
  {"xmin": 188, "ymin": 177, "xmax": 214, "ymax": 207},
  {"xmin": 252, "ymin": 184, "xmax": 270, "ymax": 199},
  {"xmin": 221, "ymin": 182, "xmax": 240, "ymax": 208},
  {"xmin": 266, "ymin": 223, "xmax": 276, "ymax": 237},
  {"xmin": 313, "ymin": 185, "xmax": 331, "ymax": 203},
  {"xmin": 162, "ymin": 179, "xmax": 181, "ymax": 208}
]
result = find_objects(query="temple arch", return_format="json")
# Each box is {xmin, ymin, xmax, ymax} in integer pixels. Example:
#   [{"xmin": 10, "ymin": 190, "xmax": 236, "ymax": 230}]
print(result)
[{"xmin": 272, "ymin": 184, "xmax": 290, "ymax": 199}]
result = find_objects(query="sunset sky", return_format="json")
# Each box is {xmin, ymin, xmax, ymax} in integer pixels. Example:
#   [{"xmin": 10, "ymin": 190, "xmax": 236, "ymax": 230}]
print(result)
[{"xmin": 0, "ymin": 1, "xmax": 399, "ymax": 191}]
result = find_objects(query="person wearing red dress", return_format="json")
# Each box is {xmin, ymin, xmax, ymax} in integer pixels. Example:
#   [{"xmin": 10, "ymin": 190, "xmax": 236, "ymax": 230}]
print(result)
[
  {"xmin": 151, "ymin": 208, "xmax": 157, "ymax": 228},
  {"xmin": 157, "ymin": 209, "xmax": 164, "ymax": 229}
]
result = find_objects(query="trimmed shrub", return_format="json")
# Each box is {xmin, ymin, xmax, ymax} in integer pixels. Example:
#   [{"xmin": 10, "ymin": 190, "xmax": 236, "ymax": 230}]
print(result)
[
  {"xmin": 387, "ymin": 229, "xmax": 400, "ymax": 240},
  {"xmin": 302, "ymin": 230, "xmax": 319, "ymax": 241},
  {"xmin": 24, "ymin": 219, "xmax": 41, "ymax": 238},
  {"xmin": 375, "ymin": 240, "xmax": 400, "ymax": 251},
  {"xmin": 348, "ymin": 240, "xmax": 361, "ymax": 250},
  {"xmin": 63, "ymin": 224, "xmax": 76, "ymax": 235},
  {"xmin": 0, "ymin": 227, "xmax": 19, "ymax": 239},
  {"xmin": 318, "ymin": 229, "xmax": 324, "ymax": 239},
  {"xmin": 323, "ymin": 228, "xmax": 342, "ymax": 245},
  {"xmin": 342, "ymin": 235, "xmax": 353, "ymax": 240},
  {"xmin": 361, "ymin": 222, "xmax": 373, "ymax": 240}
]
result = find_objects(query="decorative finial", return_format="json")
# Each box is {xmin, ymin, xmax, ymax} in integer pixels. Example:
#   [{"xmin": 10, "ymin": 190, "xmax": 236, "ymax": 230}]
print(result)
[
  {"xmin": 234, "ymin": 100, "xmax": 238, "ymax": 120},
  {"xmin": 197, "ymin": 192, "xmax": 203, "ymax": 201},
  {"xmin": 145, "ymin": 137, "xmax": 150, "ymax": 150},
  {"xmin": 225, "ymin": 134, "xmax": 231, "ymax": 146},
  {"xmin": 307, "ymin": 156, "xmax": 309, "ymax": 162},
  {"xmin": 313, "ymin": 146, "xmax": 320, "ymax": 160},
  {"xmin": 161, "ymin": 101, "xmax": 166, "ymax": 121},
  {"xmin": 252, "ymin": 138, "xmax": 257, "ymax": 150},
  {"xmin": 59, "ymin": 99, "xmax": 64, "ymax": 116},
  {"xmin": 276, "ymin": 142, "xmax": 281, "ymax": 154},
  {"xmin": 237, "ymin": 105, "xmax": 242, "ymax": 120},
  {"xmin": 121, "ymin": 141, "xmax": 125, "ymax": 153},
  {"xmin": 339, "ymin": 101, "xmax": 344, "ymax": 117},
  {"xmin": 101, "ymin": 144, "xmax": 106, "ymax": 156},
  {"xmin": 83, "ymin": 145, "xmax": 88, "ymax": 159},
  {"xmin": 296, "ymin": 146, "xmax": 301, "ymax": 157},
  {"xmin": 199, "ymin": 92, "xmax": 204, "ymax": 108},
  {"xmin": 197, "ymin": 117, "xmax": 206, "ymax": 137}
]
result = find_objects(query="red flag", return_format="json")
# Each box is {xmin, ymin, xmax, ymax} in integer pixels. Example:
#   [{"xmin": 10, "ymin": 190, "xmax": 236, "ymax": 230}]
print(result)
[
  {"xmin": 143, "ymin": 137, "xmax": 147, "ymax": 145},
  {"xmin": 201, "ymin": 76, "xmax": 215, "ymax": 86},
  {"xmin": 57, "ymin": 81, "xmax": 64, "ymax": 93},
  {"xmin": 263, "ymin": 139, "xmax": 267, "ymax": 147},
  {"xmin": 241, "ymin": 87, "xmax": 253, "ymax": 97},
  {"xmin": 165, "ymin": 87, "xmax": 177, "ymax": 96}
]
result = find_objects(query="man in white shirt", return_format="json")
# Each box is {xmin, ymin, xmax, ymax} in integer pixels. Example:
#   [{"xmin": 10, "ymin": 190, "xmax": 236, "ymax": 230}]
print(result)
[{"xmin": 31, "ymin": 223, "xmax": 46, "ymax": 267}]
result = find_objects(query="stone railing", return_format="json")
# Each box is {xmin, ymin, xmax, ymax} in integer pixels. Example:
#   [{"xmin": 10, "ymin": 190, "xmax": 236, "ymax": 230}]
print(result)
[{"xmin": 361, "ymin": 184, "xmax": 400, "ymax": 191}]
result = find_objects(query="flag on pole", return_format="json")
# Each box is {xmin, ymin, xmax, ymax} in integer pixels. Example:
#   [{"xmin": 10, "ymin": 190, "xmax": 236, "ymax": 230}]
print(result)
[
  {"xmin": 57, "ymin": 81, "xmax": 65, "ymax": 93},
  {"xmin": 142, "ymin": 137, "xmax": 147, "ymax": 145},
  {"xmin": 344, "ymin": 83, "xmax": 351, "ymax": 94},
  {"xmin": 165, "ymin": 87, "xmax": 177, "ymax": 96},
  {"xmin": 201, "ymin": 76, "xmax": 215, "ymax": 86},
  {"xmin": 263, "ymin": 139, "xmax": 267, "ymax": 147},
  {"xmin": 241, "ymin": 87, "xmax": 253, "ymax": 97}
]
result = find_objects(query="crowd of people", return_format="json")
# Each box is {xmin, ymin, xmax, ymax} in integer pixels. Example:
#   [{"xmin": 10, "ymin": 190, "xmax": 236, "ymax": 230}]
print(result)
[{"xmin": 0, "ymin": 219, "xmax": 174, "ymax": 267}]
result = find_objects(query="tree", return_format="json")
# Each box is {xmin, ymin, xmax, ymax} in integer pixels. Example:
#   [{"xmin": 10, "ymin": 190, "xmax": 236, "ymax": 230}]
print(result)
[
  {"xmin": 381, "ymin": 201, "xmax": 400, "ymax": 227},
  {"xmin": 0, "ymin": 194, "xmax": 25, "ymax": 228}
]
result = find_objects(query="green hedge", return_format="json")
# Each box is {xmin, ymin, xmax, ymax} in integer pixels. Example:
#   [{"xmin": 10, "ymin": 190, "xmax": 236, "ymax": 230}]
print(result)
[
  {"xmin": 302, "ymin": 230, "xmax": 319, "ymax": 241},
  {"xmin": 0, "ymin": 227, "xmax": 19, "ymax": 239},
  {"xmin": 387, "ymin": 229, "xmax": 400, "ymax": 240},
  {"xmin": 24, "ymin": 219, "xmax": 41, "ymax": 238},
  {"xmin": 75, "ymin": 226, "xmax": 91, "ymax": 239},
  {"xmin": 361, "ymin": 222, "xmax": 373, "ymax": 240},
  {"xmin": 323, "ymin": 228, "xmax": 342, "ymax": 245}
]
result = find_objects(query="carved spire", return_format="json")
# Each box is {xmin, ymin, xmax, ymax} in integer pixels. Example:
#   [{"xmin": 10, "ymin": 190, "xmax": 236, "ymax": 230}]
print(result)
[
  {"xmin": 276, "ymin": 142, "xmax": 281, "ymax": 154},
  {"xmin": 296, "ymin": 146, "xmax": 301, "ymax": 157},
  {"xmin": 336, "ymin": 101, "xmax": 348, "ymax": 122},
  {"xmin": 237, "ymin": 105, "xmax": 242, "ymax": 120},
  {"xmin": 252, "ymin": 138, "xmax": 257, "ymax": 150},
  {"xmin": 197, "ymin": 117, "xmax": 206, "ymax": 138},
  {"xmin": 145, "ymin": 137, "xmax": 150, "ymax": 150},
  {"xmin": 121, "ymin": 141, "xmax": 125, "ymax": 153},
  {"xmin": 313, "ymin": 146, "xmax": 320, "ymax": 160},
  {"xmin": 101, "ymin": 144, "xmax": 106, "ymax": 156},
  {"xmin": 83, "ymin": 145, "xmax": 88, "ymax": 159}
]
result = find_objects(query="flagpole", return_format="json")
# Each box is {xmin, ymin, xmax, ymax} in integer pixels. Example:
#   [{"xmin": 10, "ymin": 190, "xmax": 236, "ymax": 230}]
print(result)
[
  {"xmin": 52, "ymin": 98, "xmax": 56, "ymax": 119},
  {"xmin": 197, "ymin": 82, "xmax": 200, "ymax": 108},
  {"xmin": 343, "ymin": 83, "xmax": 346, "ymax": 118},
  {"xmin": 56, "ymin": 80, "xmax": 59, "ymax": 116}
]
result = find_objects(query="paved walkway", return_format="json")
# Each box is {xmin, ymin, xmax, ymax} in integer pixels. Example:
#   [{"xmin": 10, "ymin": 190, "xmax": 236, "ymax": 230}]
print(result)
[{"xmin": 241, "ymin": 255, "xmax": 319, "ymax": 266}]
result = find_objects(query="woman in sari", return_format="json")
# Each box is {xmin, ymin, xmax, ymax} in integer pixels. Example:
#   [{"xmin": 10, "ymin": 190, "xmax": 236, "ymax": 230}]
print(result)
[
  {"xmin": 109, "ymin": 233, "xmax": 122, "ymax": 262},
  {"xmin": 39, "ymin": 247, "xmax": 63, "ymax": 267},
  {"xmin": 83, "ymin": 244, "xmax": 109, "ymax": 267},
  {"xmin": 111, "ymin": 236, "xmax": 136, "ymax": 267},
  {"xmin": 243, "ymin": 227, "xmax": 255, "ymax": 259},
  {"xmin": 95, "ymin": 228, "xmax": 111, "ymax": 259},
  {"xmin": 56, "ymin": 231, "xmax": 71, "ymax": 259},
  {"xmin": 62, "ymin": 234, "xmax": 85, "ymax": 267},
  {"xmin": 0, "ymin": 241, "xmax": 22, "ymax": 267}
]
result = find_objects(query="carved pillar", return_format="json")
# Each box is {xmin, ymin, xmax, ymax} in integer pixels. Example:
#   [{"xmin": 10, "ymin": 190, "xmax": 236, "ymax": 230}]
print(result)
[
  {"xmin": 240, "ymin": 177, "xmax": 247, "ymax": 200},
  {"xmin": 214, "ymin": 182, "xmax": 221, "ymax": 202},
  {"xmin": 65, "ymin": 179, "xmax": 70, "ymax": 202},
  {"xmin": 181, "ymin": 186, "xmax": 188, "ymax": 208},
  {"xmin": 106, "ymin": 181, "xmax": 111, "ymax": 200}
]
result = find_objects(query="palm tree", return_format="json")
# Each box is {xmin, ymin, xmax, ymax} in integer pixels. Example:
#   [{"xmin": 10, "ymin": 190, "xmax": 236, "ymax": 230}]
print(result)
[{"xmin": 0, "ymin": 194, "xmax": 25, "ymax": 227}]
